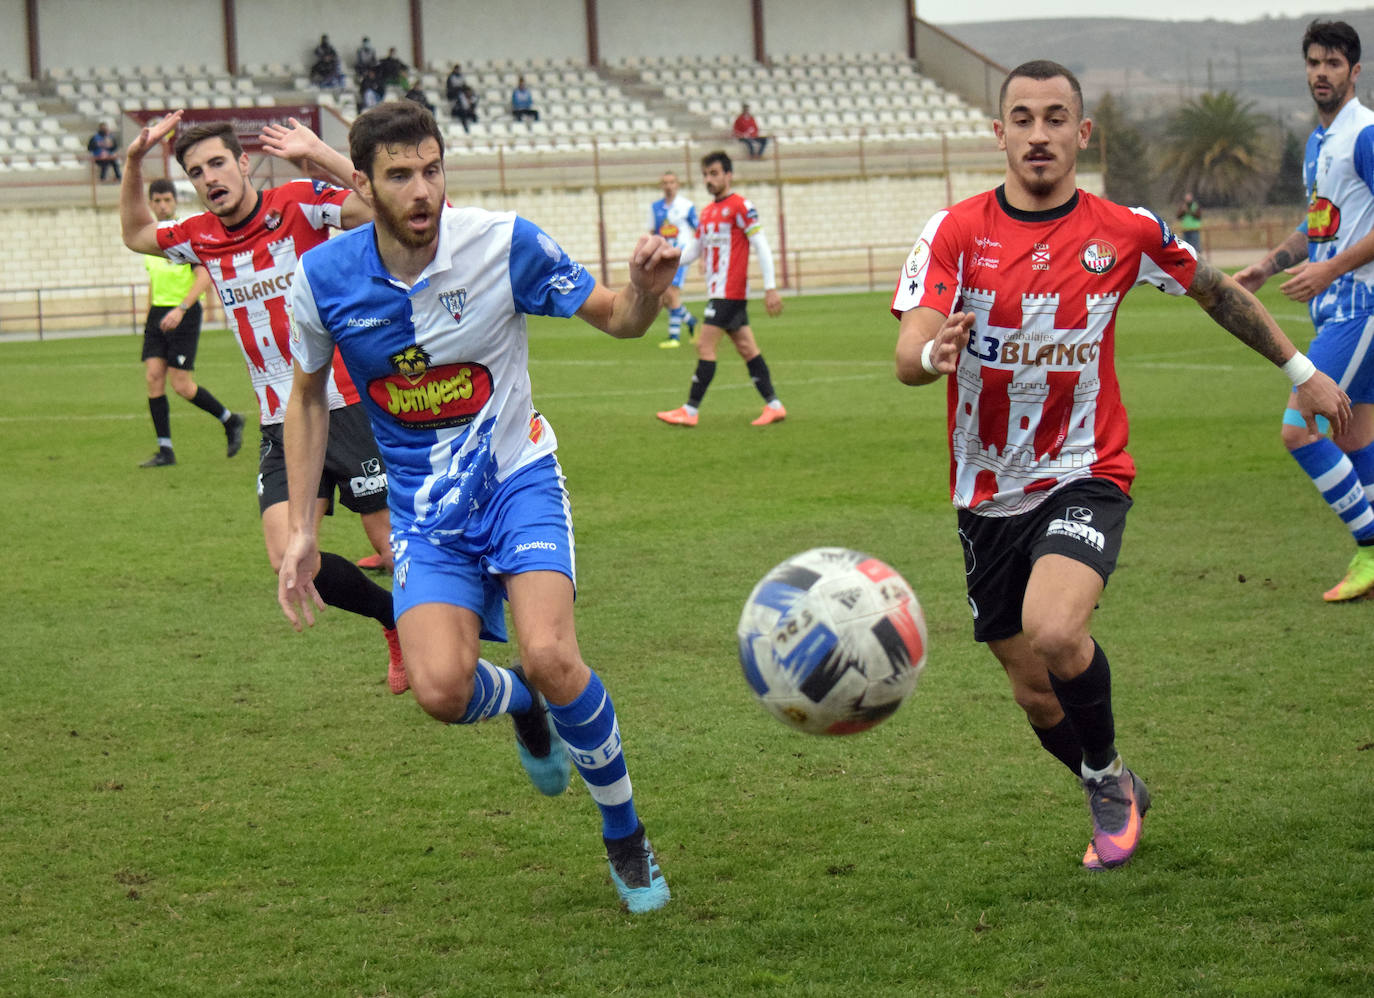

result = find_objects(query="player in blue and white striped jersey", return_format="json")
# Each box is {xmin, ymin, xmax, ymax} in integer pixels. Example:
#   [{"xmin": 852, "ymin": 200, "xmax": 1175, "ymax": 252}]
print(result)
[
  {"xmin": 278, "ymin": 101, "xmax": 678, "ymax": 913},
  {"xmin": 1237, "ymin": 19, "xmax": 1374, "ymax": 601},
  {"xmin": 648, "ymin": 170, "xmax": 699, "ymax": 348}
]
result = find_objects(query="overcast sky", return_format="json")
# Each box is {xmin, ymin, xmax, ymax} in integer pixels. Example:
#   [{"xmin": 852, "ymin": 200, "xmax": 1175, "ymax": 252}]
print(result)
[{"xmin": 919, "ymin": 0, "xmax": 1354, "ymax": 26}]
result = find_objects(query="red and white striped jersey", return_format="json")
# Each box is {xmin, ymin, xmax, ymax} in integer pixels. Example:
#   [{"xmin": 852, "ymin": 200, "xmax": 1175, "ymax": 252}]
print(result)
[
  {"xmin": 697, "ymin": 192, "xmax": 762, "ymax": 300},
  {"xmin": 156, "ymin": 180, "xmax": 357, "ymax": 425},
  {"xmin": 891, "ymin": 187, "xmax": 1198, "ymax": 516}
]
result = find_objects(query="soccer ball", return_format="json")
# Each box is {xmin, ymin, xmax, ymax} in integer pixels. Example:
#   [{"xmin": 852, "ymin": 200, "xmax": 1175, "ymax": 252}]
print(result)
[{"xmin": 737, "ymin": 547, "xmax": 927, "ymax": 735}]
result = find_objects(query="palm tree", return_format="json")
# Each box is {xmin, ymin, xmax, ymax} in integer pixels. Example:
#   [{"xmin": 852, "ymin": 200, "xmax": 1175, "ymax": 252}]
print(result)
[{"xmin": 1158, "ymin": 91, "xmax": 1271, "ymax": 206}]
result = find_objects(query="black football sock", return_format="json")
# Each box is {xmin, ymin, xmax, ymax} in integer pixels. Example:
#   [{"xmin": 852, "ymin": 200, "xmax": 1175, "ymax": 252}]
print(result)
[
  {"xmin": 1048, "ymin": 640, "xmax": 1117, "ymax": 773},
  {"xmin": 188, "ymin": 386, "xmax": 230, "ymax": 421},
  {"xmin": 1030, "ymin": 715, "xmax": 1084, "ymax": 776},
  {"xmin": 148, "ymin": 395, "xmax": 172, "ymax": 444},
  {"xmin": 746, "ymin": 354, "xmax": 777, "ymax": 402},
  {"xmin": 313, "ymin": 551, "xmax": 396, "ymax": 629},
  {"xmin": 687, "ymin": 360, "xmax": 717, "ymax": 408}
]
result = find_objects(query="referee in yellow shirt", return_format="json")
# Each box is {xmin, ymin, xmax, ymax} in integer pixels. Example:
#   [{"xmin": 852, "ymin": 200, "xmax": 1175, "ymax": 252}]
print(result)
[{"xmin": 139, "ymin": 178, "xmax": 244, "ymax": 467}]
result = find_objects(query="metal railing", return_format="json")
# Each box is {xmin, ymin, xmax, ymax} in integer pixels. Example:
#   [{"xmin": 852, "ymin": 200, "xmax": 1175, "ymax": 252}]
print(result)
[{"xmin": 0, "ymin": 283, "xmax": 226, "ymax": 341}]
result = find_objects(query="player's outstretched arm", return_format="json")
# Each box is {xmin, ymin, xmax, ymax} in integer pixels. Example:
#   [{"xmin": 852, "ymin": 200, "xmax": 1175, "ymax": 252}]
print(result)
[
  {"xmin": 277, "ymin": 363, "xmax": 332, "ymax": 631},
  {"xmin": 895, "ymin": 306, "xmax": 973, "ymax": 386},
  {"xmin": 120, "ymin": 110, "xmax": 184, "ymax": 255},
  {"xmin": 577, "ymin": 234, "xmax": 680, "ymax": 338},
  {"xmin": 1186, "ymin": 260, "xmax": 1351, "ymax": 436}
]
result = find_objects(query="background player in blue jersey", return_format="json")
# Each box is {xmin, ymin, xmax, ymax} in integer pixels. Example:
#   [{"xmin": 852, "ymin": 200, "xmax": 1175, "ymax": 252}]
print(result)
[
  {"xmin": 648, "ymin": 170, "xmax": 699, "ymax": 348},
  {"xmin": 278, "ymin": 101, "xmax": 680, "ymax": 913},
  {"xmin": 1237, "ymin": 20, "xmax": 1374, "ymax": 601}
]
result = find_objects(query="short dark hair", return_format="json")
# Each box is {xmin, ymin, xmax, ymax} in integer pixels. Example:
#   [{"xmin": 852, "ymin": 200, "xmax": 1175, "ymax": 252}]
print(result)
[
  {"xmin": 701, "ymin": 149, "xmax": 732, "ymax": 174},
  {"xmin": 173, "ymin": 122, "xmax": 242, "ymax": 168},
  {"xmin": 1303, "ymin": 19, "xmax": 1361, "ymax": 67},
  {"xmin": 999, "ymin": 60, "xmax": 1084, "ymax": 118},
  {"xmin": 148, "ymin": 177, "xmax": 176, "ymax": 197},
  {"xmin": 348, "ymin": 100, "xmax": 445, "ymax": 179}
]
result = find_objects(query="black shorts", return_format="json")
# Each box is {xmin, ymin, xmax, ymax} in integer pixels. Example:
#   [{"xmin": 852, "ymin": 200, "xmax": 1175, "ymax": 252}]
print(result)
[
  {"xmin": 141, "ymin": 304, "xmax": 203, "ymax": 367},
  {"xmin": 956, "ymin": 478, "xmax": 1132, "ymax": 643},
  {"xmin": 703, "ymin": 298, "xmax": 749, "ymax": 332},
  {"xmin": 256, "ymin": 403, "xmax": 389, "ymax": 516}
]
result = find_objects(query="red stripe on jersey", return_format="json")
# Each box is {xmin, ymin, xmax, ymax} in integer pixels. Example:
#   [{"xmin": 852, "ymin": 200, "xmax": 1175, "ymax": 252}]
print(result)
[
  {"xmin": 331, "ymin": 350, "xmax": 360, "ymax": 405},
  {"xmin": 1035, "ymin": 369, "xmax": 1081, "ymax": 459},
  {"xmin": 977, "ymin": 365, "xmax": 1012, "ymax": 454},
  {"xmin": 232, "ymin": 305, "xmax": 267, "ymax": 372}
]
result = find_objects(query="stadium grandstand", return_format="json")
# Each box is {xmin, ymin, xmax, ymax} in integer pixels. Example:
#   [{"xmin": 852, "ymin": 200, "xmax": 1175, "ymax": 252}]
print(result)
[{"xmin": 0, "ymin": 0, "xmax": 1042, "ymax": 338}]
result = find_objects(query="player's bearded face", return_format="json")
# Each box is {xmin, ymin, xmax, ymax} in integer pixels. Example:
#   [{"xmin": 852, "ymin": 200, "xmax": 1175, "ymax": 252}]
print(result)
[
  {"xmin": 368, "ymin": 139, "xmax": 446, "ymax": 249},
  {"xmin": 1306, "ymin": 45, "xmax": 1357, "ymax": 114},
  {"xmin": 995, "ymin": 76, "xmax": 1089, "ymax": 205}
]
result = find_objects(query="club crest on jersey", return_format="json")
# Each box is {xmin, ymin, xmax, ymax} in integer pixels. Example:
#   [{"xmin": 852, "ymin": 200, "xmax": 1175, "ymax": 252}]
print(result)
[
  {"xmin": 1079, "ymin": 239, "xmax": 1117, "ymax": 275},
  {"xmin": 264, "ymin": 209, "xmax": 282, "ymax": 231},
  {"xmin": 1307, "ymin": 196, "xmax": 1340, "ymax": 242},
  {"xmin": 1032, "ymin": 243, "xmax": 1051, "ymax": 270},
  {"xmin": 904, "ymin": 239, "xmax": 931, "ymax": 279},
  {"xmin": 439, "ymin": 288, "xmax": 467, "ymax": 323}
]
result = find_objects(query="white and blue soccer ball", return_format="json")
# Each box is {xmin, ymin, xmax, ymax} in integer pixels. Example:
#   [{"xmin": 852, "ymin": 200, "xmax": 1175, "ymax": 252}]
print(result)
[{"xmin": 737, "ymin": 547, "xmax": 927, "ymax": 735}]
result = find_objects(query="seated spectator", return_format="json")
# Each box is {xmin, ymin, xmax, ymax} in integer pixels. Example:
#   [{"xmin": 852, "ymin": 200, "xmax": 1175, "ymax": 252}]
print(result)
[
  {"xmin": 404, "ymin": 85, "xmax": 435, "ymax": 115},
  {"xmin": 354, "ymin": 36, "xmax": 377, "ymax": 76},
  {"xmin": 358, "ymin": 64, "xmax": 384, "ymax": 109},
  {"xmin": 378, "ymin": 47, "xmax": 409, "ymax": 90},
  {"xmin": 451, "ymin": 84, "xmax": 480, "ymax": 133},
  {"xmin": 732, "ymin": 103, "xmax": 768, "ymax": 159},
  {"xmin": 88, "ymin": 122, "xmax": 121, "ymax": 181},
  {"xmin": 511, "ymin": 76, "xmax": 539, "ymax": 122},
  {"xmin": 445, "ymin": 64, "xmax": 466, "ymax": 103},
  {"xmin": 309, "ymin": 34, "xmax": 343, "ymax": 88}
]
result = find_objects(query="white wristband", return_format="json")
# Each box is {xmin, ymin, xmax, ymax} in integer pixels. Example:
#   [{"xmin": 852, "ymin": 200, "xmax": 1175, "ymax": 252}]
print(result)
[
  {"xmin": 1282, "ymin": 352, "xmax": 1317, "ymax": 387},
  {"xmin": 920, "ymin": 340, "xmax": 940, "ymax": 376}
]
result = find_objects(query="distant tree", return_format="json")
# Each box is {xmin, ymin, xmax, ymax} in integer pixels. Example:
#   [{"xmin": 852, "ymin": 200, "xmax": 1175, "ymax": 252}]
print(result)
[
  {"xmin": 1158, "ymin": 91, "xmax": 1271, "ymax": 206},
  {"xmin": 1085, "ymin": 93, "xmax": 1153, "ymax": 208},
  {"xmin": 1267, "ymin": 130, "xmax": 1306, "ymax": 206}
]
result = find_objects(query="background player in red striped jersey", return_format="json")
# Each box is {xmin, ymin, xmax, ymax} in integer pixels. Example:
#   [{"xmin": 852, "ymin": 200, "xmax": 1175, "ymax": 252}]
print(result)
[
  {"xmin": 891, "ymin": 60, "xmax": 1349, "ymax": 870},
  {"xmin": 656, "ymin": 150, "xmax": 786, "ymax": 427},
  {"xmin": 119, "ymin": 111, "xmax": 408, "ymax": 694}
]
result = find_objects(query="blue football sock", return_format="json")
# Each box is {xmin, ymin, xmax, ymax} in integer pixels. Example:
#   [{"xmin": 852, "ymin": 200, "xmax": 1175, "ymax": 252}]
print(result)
[
  {"xmin": 668, "ymin": 306, "xmax": 685, "ymax": 340},
  {"xmin": 547, "ymin": 669, "xmax": 639, "ymax": 840},
  {"xmin": 1292, "ymin": 438, "xmax": 1374, "ymax": 542},
  {"xmin": 455, "ymin": 659, "xmax": 534, "ymax": 725}
]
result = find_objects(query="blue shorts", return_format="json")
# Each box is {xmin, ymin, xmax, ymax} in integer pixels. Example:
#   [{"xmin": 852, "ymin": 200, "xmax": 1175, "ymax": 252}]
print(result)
[
  {"xmin": 1308, "ymin": 313, "xmax": 1374, "ymax": 403},
  {"xmin": 389, "ymin": 455, "xmax": 576, "ymax": 641},
  {"xmin": 671, "ymin": 263, "xmax": 688, "ymax": 288}
]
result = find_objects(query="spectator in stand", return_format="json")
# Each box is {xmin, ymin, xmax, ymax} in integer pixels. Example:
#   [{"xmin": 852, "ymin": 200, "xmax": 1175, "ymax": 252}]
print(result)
[
  {"xmin": 358, "ymin": 64, "xmax": 384, "ymax": 109},
  {"xmin": 452, "ymin": 84, "xmax": 480, "ymax": 133},
  {"xmin": 404, "ymin": 84, "xmax": 435, "ymax": 116},
  {"xmin": 511, "ymin": 76, "xmax": 540, "ymax": 122},
  {"xmin": 310, "ymin": 34, "xmax": 343, "ymax": 88},
  {"xmin": 378, "ymin": 47, "xmax": 409, "ymax": 90},
  {"xmin": 445, "ymin": 64, "xmax": 466, "ymax": 103},
  {"xmin": 732, "ymin": 104, "xmax": 767, "ymax": 159},
  {"xmin": 354, "ymin": 36, "xmax": 377, "ymax": 76},
  {"xmin": 88, "ymin": 122, "xmax": 121, "ymax": 181}
]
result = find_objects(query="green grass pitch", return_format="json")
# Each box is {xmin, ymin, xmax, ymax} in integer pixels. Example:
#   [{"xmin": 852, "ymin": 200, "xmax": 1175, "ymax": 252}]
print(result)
[{"xmin": 1, "ymin": 286, "xmax": 1370, "ymax": 997}]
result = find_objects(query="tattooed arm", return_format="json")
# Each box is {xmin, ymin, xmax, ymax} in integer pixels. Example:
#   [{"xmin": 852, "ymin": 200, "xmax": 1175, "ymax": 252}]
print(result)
[
  {"xmin": 1232, "ymin": 228, "xmax": 1307, "ymax": 294},
  {"xmin": 1186, "ymin": 260, "xmax": 1351, "ymax": 436}
]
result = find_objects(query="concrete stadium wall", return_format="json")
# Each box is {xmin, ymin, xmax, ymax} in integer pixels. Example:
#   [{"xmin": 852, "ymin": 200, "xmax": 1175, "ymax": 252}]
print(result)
[
  {"xmin": 0, "ymin": 168, "xmax": 1036, "ymax": 306},
  {"xmin": 598, "ymin": 0, "xmax": 754, "ymax": 63}
]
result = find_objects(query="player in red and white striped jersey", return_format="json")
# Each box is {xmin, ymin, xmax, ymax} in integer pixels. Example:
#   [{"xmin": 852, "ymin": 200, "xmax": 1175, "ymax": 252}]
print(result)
[
  {"xmin": 119, "ymin": 112, "xmax": 408, "ymax": 694},
  {"xmin": 656, "ymin": 150, "xmax": 786, "ymax": 427},
  {"xmin": 892, "ymin": 61, "xmax": 1349, "ymax": 871}
]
